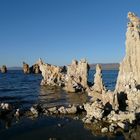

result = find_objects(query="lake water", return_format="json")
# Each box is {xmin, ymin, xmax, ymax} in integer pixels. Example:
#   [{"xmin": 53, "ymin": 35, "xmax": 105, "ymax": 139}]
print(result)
[
  {"xmin": 0, "ymin": 70, "xmax": 132, "ymax": 140},
  {"xmin": 0, "ymin": 70, "xmax": 118, "ymax": 110}
]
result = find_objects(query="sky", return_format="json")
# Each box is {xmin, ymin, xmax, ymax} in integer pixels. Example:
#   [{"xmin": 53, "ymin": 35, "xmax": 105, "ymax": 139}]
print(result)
[{"xmin": 0, "ymin": 0, "xmax": 140, "ymax": 67}]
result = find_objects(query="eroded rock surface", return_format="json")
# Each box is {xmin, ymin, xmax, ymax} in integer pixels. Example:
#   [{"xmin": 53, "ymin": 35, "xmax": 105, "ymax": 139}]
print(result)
[
  {"xmin": 92, "ymin": 64, "xmax": 105, "ymax": 93},
  {"xmin": 37, "ymin": 59, "xmax": 66, "ymax": 86},
  {"xmin": 83, "ymin": 100, "xmax": 104, "ymax": 121},
  {"xmin": 116, "ymin": 12, "xmax": 140, "ymax": 92},
  {"xmin": 83, "ymin": 12, "xmax": 140, "ymax": 130},
  {"xmin": 30, "ymin": 64, "xmax": 41, "ymax": 74},
  {"xmin": 37, "ymin": 58, "xmax": 89, "ymax": 92},
  {"xmin": 23, "ymin": 62, "xmax": 30, "ymax": 74},
  {"xmin": 23, "ymin": 62, "xmax": 40, "ymax": 74},
  {"xmin": 102, "ymin": 90, "xmax": 119, "ymax": 111},
  {"xmin": 65, "ymin": 59, "xmax": 89, "ymax": 92},
  {"xmin": 114, "ymin": 12, "xmax": 140, "ymax": 114}
]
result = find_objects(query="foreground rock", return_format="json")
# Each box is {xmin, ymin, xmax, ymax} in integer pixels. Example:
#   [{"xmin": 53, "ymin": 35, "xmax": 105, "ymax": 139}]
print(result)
[
  {"xmin": 114, "ymin": 12, "xmax": 140, "ymax": 114},
  {"xmin": 83, "ymin": 100, "xmax": 104, "ymax": 122},
  {"xmin": 116, "ymin": 12, "xmax": 140, "ymax": 92},
  {"xmin": 84, "ymin": 12, "xmax": 140, "ymax": 127},
  {"xmin": 0, "ymin": 65, "xmax": 7, "ymax": 73}
]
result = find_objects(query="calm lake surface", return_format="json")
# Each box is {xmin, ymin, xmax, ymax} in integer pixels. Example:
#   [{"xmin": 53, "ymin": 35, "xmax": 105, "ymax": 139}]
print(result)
[
  {"xmin": 0, "ymin": 70, "xmax": 118, "ymax": 109},
  {"xmin": 0, "ymin": 70, "xmax": 132, "ymax": 140}
]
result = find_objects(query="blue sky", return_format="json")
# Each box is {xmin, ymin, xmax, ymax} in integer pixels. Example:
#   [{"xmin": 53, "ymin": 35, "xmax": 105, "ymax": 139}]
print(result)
[{"xmin": 0, "ymin": 0, "xmax": 140, "ymax": 67}]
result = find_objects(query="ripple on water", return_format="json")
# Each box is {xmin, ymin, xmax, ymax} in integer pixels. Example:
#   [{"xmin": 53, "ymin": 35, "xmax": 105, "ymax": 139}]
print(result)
[{"xmin": 0, "ymin": 70, "xmax": 118, "ymax": 109}]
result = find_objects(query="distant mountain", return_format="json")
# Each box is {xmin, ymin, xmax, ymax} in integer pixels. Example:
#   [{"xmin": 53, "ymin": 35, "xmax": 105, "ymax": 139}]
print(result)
[
  {"xmin": 90, "ymin": 63, "xmax": 119, "ymax": 70},
  {"xmin": 7, "ymin": 63, "xmax": 119, "ymax": 71},
  {"xmin": 8, "ymin": 67, "xmax": 22, "ymax": 70}
]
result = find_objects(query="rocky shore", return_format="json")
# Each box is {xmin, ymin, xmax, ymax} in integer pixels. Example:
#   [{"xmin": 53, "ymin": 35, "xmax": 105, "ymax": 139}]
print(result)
[{"xmin": 35, "ymin": 12, "xmax": 140, "ymax": 134}]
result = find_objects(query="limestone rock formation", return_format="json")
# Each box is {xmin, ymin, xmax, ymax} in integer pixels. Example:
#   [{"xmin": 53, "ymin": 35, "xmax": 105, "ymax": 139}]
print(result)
[
  {"xmin": 1, "ymin": 65, "xmax": 7, "ymax": 73},
  {"xmin": 114, "ymin": 12, "xmax": 140, "ymax": 113},
  {"xmin": 23, "ymin": 62, "xmax": 41, "ymax": 74},
  {"xmin": 66, "ymin": 59, "xmax": 89, "ymax": 92},
  {"xmin": 102, "ymin": 90, "xmax": 119, "ymax": 111},
  {"xmin": 37, "ymin": 58, "xmax": 89, "ymax": 92},
  {"xmin": 116, "ymin": 12, "xmax": 140, "ymax": 92},
  {"xmin": 23, "ymin": 62, "xmax": 30, "ymax": 74},
  {"xmin": 37, "ymin": 58, "xmax": 66, "ymax": 86},
  {"xmin": 92, "ymin": 64, "xmax": 105, "ymax": 93},
  {"xmin": 88, "ymin": 64, "xmax": 108, "ymax": 103},
  {"xmin": 30, "ymin": 64, "xmax": 41, "ymax": 74},
  {"xmin": 124, "ymin": 86, "xmax": 140, "ymax": 112},
  {"xmin": 83, "ymin": 100, "xmax": 104, "ymax": 121}
]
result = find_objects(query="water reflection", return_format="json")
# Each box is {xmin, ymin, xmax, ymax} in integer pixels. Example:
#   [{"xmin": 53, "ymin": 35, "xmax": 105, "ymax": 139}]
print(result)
[
  {"xmin": 84, "ymin": 123, "xmax": 126, "ymax": 139},
  {"xmin": 39, "ymin": 86, "xmax": 88, "ymax": 108}
]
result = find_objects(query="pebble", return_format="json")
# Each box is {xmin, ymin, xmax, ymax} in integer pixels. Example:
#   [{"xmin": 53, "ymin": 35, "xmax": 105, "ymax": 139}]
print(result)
[
  {"xmin": 57, "ymin": 123, "xmax": 62, "ymax": 127},
  {"xmin": 101, "ymin": 127, "xmax": 108, "ymax": 133},
  {"xmin": 30, "ymin": 107, "xmax": 38, "ymax": 115},
  {"xmin": 48, "ymin": 107, "xmax": 57, "ymax": 112},
  {"xmin": 15, "ymin": 109, "xmax": 20, "ymax": 117},
  {"xmin": 109, "ymin": 124, "xmax": 115, "ymax": 133},
  {"xmin": 58, "ymin": 106, "xmax": 67, "ymax": 114}
]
